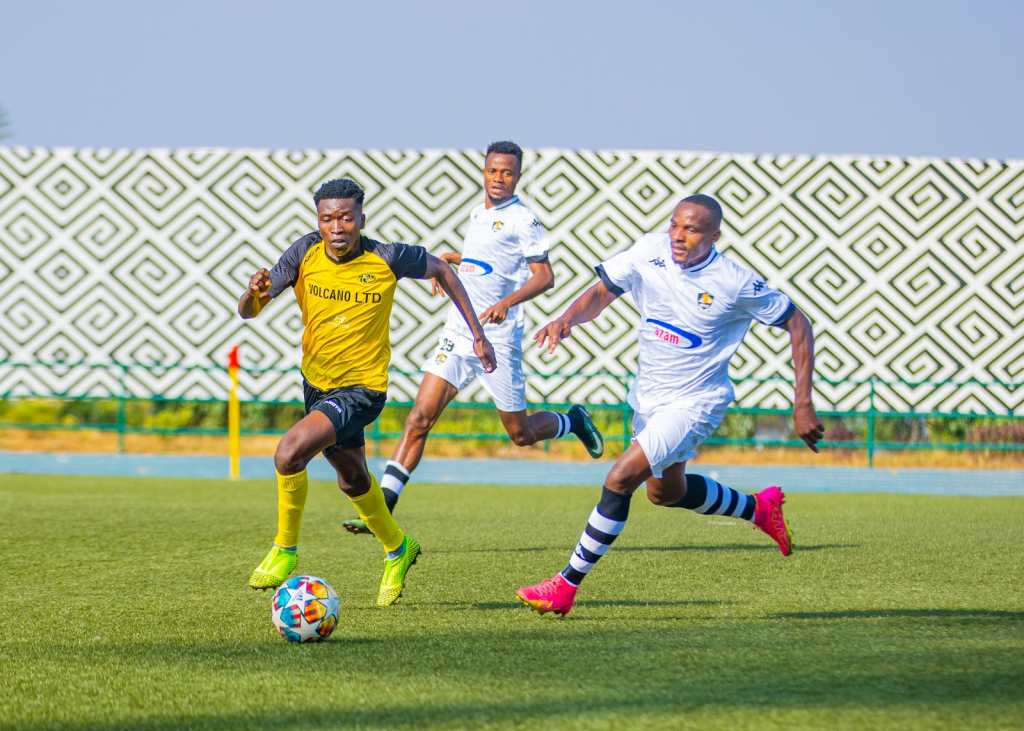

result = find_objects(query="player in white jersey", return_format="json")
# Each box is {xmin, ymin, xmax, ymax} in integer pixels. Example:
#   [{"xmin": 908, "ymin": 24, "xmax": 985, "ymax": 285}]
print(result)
[
  {"xmin": 343, "ymin": 141, "xmax": 604, "ymax": 535},
  {"xmin": 516, "ymin": 194, "xmax": 824, "ymax": 616}
]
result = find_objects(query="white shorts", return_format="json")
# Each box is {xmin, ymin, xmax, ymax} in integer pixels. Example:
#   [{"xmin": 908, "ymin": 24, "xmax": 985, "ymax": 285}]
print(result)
[
  {"xmin": 421, "ymin": 330, "xmax": 527, "ymax": 412},
  {"xmin": 632, "ymin": 399, "xmax": 729, "ymax": 477}
]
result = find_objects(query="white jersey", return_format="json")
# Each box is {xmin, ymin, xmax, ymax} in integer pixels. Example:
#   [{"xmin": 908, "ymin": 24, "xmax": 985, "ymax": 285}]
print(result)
[
  {"xmin": 444, "ymin": 195, "xmax": 550, "ymax": 345},
  {"xmin": 598, "ymin": 233, "xmax": 794, "ymax": 414}
]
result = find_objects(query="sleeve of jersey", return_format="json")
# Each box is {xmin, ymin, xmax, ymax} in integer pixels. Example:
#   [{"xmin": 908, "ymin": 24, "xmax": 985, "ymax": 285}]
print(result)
[
  {"xmin": 735, "ymin": 275, "xmax": 796, "ymax": 327},
  {"xmin": 518, "ymin": 214, "xmax": 550, "ymax": 263},
  {"xmin": 379, "ymin": 242, "xmax": 429, "ymax": 280},
  {"xmin": 594, "ymin": 248, "xmax": 634, "ymax": 296},
  {"xmin": 267, "ymin": 234, "xmax": 316, "ymax": 298}
]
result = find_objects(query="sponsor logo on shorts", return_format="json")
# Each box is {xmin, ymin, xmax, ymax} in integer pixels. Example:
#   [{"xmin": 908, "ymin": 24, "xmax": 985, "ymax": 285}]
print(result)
[
  {"xmin": 697, "ymin": 292, "xmax": 714, "ymax": 310},
  {"xmin": 459, "ymin": 258, "xmax": 493, "ymax": 276},
  {"xmin": 323, "ymin": 400, "xmax": 344, "ymax": 415},
  {"xmin": 434, "ymin": 353, "xmax": 447, "ymax": 365},
  {"xmin": 646, "ymin": 319, "xmax": 702, "ymax": 349}
]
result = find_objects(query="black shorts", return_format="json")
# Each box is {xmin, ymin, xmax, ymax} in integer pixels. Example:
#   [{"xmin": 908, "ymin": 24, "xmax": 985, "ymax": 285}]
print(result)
[{"xmin": 303, "ymin": 381, "xmax": 386, "ymax": 458}]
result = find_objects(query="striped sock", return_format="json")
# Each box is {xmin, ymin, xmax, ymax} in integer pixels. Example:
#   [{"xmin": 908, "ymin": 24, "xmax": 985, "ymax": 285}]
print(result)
[
  {"xmin": 552, "ymin": 413, "xmax": 572, "ymax": 439},
  {"xmin": 670, "ymin": 474, "xmax": 755, "ymax": 521},
  {"xmin": 380, "ymin": 460, "xmax": 410, "ymax": 513},
  {"xmin": 560, "ymin": 486, "xmax": 632, "ymax": 586}
]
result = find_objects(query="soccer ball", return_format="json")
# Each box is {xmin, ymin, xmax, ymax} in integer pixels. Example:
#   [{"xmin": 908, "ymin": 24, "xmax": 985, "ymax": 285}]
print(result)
[{"xmin": 271, "ymin": 575, "xmax": 340, "ymax": 643}]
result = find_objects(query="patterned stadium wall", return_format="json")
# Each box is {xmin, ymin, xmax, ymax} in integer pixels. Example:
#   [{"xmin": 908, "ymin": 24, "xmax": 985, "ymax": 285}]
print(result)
[{"xmin": 0, "ymin": 147, "xmax": 1021, "ymax": 414}]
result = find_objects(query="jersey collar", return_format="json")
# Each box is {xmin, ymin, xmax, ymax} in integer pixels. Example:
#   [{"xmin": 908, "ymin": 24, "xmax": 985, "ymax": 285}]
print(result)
[
  {"xmin": 677, "ymin": 245, "xmax": 718, "ymax": 274},
  {"xmin": 486, "ymin": 194, "xmax": 520, "ymax": 212}
]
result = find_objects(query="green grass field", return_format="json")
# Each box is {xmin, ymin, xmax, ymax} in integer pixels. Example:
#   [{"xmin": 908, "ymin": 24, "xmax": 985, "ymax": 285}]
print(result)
[{"xmin": 1, "ymin": 475, "xmax": 1022, "ymax": 730}]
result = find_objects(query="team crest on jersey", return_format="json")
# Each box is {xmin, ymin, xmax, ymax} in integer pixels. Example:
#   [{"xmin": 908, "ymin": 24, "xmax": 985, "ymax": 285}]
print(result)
[
  {"xmin": 697, "ymin": 292, "xmax": 714, "ymax": 310},
  {"xmin": 492, "ymin": 221, "xmax": 503, "ymax": 232},
  {"xmin": 358, "ymin": 273, "xmax": 376, "ymax": 284}
]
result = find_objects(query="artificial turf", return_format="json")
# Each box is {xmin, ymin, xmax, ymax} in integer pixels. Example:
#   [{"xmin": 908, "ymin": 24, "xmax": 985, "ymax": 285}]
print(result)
[{"xmin": 0, "ymin": 473, "xmax": 1022, "ymax": 730}]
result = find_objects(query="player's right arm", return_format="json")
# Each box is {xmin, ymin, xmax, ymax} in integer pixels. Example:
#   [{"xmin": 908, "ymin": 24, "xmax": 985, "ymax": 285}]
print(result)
[
  {"xmin": 238, "ymin": 268, "xmax": 272, "ymax": 319},
  {"xmin": 238, "ymin": 233, "xmax": 316, "ymax": 319},
  {"xmin": 533, "ymin": 281, "xmax": 619, "ymax": 354}
]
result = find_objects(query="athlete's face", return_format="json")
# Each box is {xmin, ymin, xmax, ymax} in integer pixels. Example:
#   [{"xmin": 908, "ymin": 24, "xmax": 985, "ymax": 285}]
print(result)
[
  {"xmin": 483, "ymin": 153, "xmax": 521, "ymax": 208},
  {"xmin": 317, "ymin": 198, "xmax": 365, "ymax": 259},
  {"xmin": 668, "ymin": 202, "xmax": 720, "ymax": 268}
]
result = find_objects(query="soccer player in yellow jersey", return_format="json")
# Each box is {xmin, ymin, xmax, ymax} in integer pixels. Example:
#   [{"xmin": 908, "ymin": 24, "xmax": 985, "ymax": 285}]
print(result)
[{"xmin": 239, "ymin": 178, "xmax": 496, "ymax": 606}]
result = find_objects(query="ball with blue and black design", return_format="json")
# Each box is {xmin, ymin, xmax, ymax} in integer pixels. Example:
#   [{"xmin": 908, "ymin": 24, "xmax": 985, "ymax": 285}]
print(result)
[{"xmin": 271, "ymin": 575, "xmax": 340, "ymax": 642}]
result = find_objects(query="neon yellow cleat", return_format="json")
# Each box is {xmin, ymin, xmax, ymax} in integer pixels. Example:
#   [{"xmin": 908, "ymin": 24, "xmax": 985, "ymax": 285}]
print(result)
[
  {"xmin": 376, "ymin": 536, "xmax": 421, "ymax": 607},
  {"xmin": 248, "ymin": 545, "xmax": 298, "ymax": 590}
]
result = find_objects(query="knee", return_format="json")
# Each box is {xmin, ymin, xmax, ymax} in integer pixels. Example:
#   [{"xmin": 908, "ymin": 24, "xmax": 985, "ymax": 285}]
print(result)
[
  {"xmin": 604, "ymin": 466, "xmax": 634, "ymax": 493},
  {"xmin": 274, "ymin": 438, "xmax": 307, "ymax": 475}
]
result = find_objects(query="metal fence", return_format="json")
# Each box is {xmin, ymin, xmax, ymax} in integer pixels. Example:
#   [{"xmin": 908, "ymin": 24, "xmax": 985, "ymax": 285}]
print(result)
[{"xmin": 0, "ymin": 359, "xmax": 1020, "ymax": 468}]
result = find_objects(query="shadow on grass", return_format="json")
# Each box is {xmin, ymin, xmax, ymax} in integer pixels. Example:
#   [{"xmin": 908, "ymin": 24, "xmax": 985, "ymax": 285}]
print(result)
[
  {"xmin": 616, "ymin": 543, "xmax": 857, "ymax": 552},
  {"xmin": 428, "ymin": 601, "xmax": 523, "ymax": 610},
  {"xmin": 433, "ymin": 543, "xmax": 859, "ymax": 555},
  {"xmin": 428, "ymin": 546, "xmax": 559, "ymax": 554},
  {"xmin": 773, "ymin": 609, "xmax": 1024, "ymax": 621}
]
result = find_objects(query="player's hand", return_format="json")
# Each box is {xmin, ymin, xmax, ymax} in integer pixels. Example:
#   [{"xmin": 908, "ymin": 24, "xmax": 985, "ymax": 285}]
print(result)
[
  {"xmin": 533, "ymin": 320, "xmax": 572, "ymax": 354},
  {"xmin": 794, "ymin": 402, "xmax": 824, "ymax": 453},
  {"xmin": 474, "ymin": 336, "xmax": 497, "ymax": 373},
  {"xmin": 479, "ymin": 299, "xmax": 511, "ymax": 325},
  {"xmin": 430, "ymin": 254, "xmax": 460, "ymax": 297},
  {"xmin": 248, "ymin": 268, "xmax": 272, "ymax": 296}
]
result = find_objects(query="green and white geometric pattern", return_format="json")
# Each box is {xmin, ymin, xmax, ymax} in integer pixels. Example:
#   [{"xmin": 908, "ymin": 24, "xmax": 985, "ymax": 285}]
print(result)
[{"xmin": 0, "ymin": 147, "xmax": 1021, "ymax": 413}]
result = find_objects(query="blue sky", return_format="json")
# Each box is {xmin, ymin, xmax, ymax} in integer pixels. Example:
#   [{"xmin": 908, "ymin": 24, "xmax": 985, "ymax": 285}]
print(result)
[{"xmin": 2, "ymin": 0, "xmax": 1021, "ymax": 158}]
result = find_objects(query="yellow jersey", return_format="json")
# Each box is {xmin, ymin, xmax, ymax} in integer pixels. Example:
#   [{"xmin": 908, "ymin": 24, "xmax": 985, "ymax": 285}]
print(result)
[{"xmin": 267, "ymin": 233, "xmax": 427, "ymax": 392}]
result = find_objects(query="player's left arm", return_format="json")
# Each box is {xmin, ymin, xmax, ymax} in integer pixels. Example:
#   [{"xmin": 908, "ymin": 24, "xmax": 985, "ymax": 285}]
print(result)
[
  {"xmin": 478, "ymin": 258, "xmax": 554, "ymax": 325},
  {"xmin": 423, "ymin": 254, "xmax": 497, "ymax": 373},
  {"xmin": 779, "ymin": 307, "xmax": 824, "ymax": 452}
]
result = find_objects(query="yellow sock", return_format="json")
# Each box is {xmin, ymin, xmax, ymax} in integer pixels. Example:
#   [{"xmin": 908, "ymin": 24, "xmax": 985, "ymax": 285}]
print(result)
[
  {"xmin": 273, "ymin": 469, "xmax": 308, "ymax": 548},
  {"xmin": 347, "ymin": 471, "xmax": 405, "ymax": 553}
]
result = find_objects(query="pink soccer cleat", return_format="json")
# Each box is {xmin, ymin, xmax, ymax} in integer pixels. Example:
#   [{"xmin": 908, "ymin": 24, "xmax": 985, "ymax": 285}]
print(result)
[
  {"xmin": 516, "ymin": 574, "xmax": 578, "ymax": 617},
  {"xmin": 752, "ymin": 486, "xmax": 793, "ymax": 556}
]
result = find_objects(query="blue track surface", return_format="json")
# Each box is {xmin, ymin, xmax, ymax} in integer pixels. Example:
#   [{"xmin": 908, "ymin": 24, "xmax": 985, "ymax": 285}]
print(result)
[{"xmin": 0, "ymin": 451, "xmax": 1020, "ymax": 495}]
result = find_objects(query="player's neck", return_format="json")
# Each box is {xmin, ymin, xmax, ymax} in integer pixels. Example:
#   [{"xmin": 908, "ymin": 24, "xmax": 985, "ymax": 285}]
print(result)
[
  {"xmin": 324, "ymin": 235, "xmax": 363, "ymax": 264},
  {"xmin": 678, "ymin": 245, "xmax": 714, "ymax": 271},
  {"xmin": 485, "ymin": 193, "xmax": 516, "ymax": 210}
]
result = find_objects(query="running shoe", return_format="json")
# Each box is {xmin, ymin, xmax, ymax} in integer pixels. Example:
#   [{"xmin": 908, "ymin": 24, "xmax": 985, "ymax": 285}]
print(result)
[
  {"xmin": 752, "ymin": 486, "xmax": 793, "ymax": 556},
  {"xmin": 377, "ymin": 536, "xmax": 421, "ymax": 607},
  {"xmin": 569, "ymin": 404, "xmax": 604, "ymax": 459},
  {"xmin": 248, "ymin": 545, "xmax": 298, "ymax": 590},
  {"xmin": 516, "ymin": 573, "xmax": 578, "ymax": 617}
]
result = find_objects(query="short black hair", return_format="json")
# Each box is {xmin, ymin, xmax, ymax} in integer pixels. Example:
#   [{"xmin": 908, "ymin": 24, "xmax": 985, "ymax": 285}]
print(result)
[
  {"xmin": 485, "ymin": 140, "xmax": 523, "ymax": 170},
  {"xmin": 681, "ymin": 194, "xmax": 723, "ymax": 229},
  {"xmin": 313, "ymin": 178, "xmax": 364, "ymax": 207}
]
